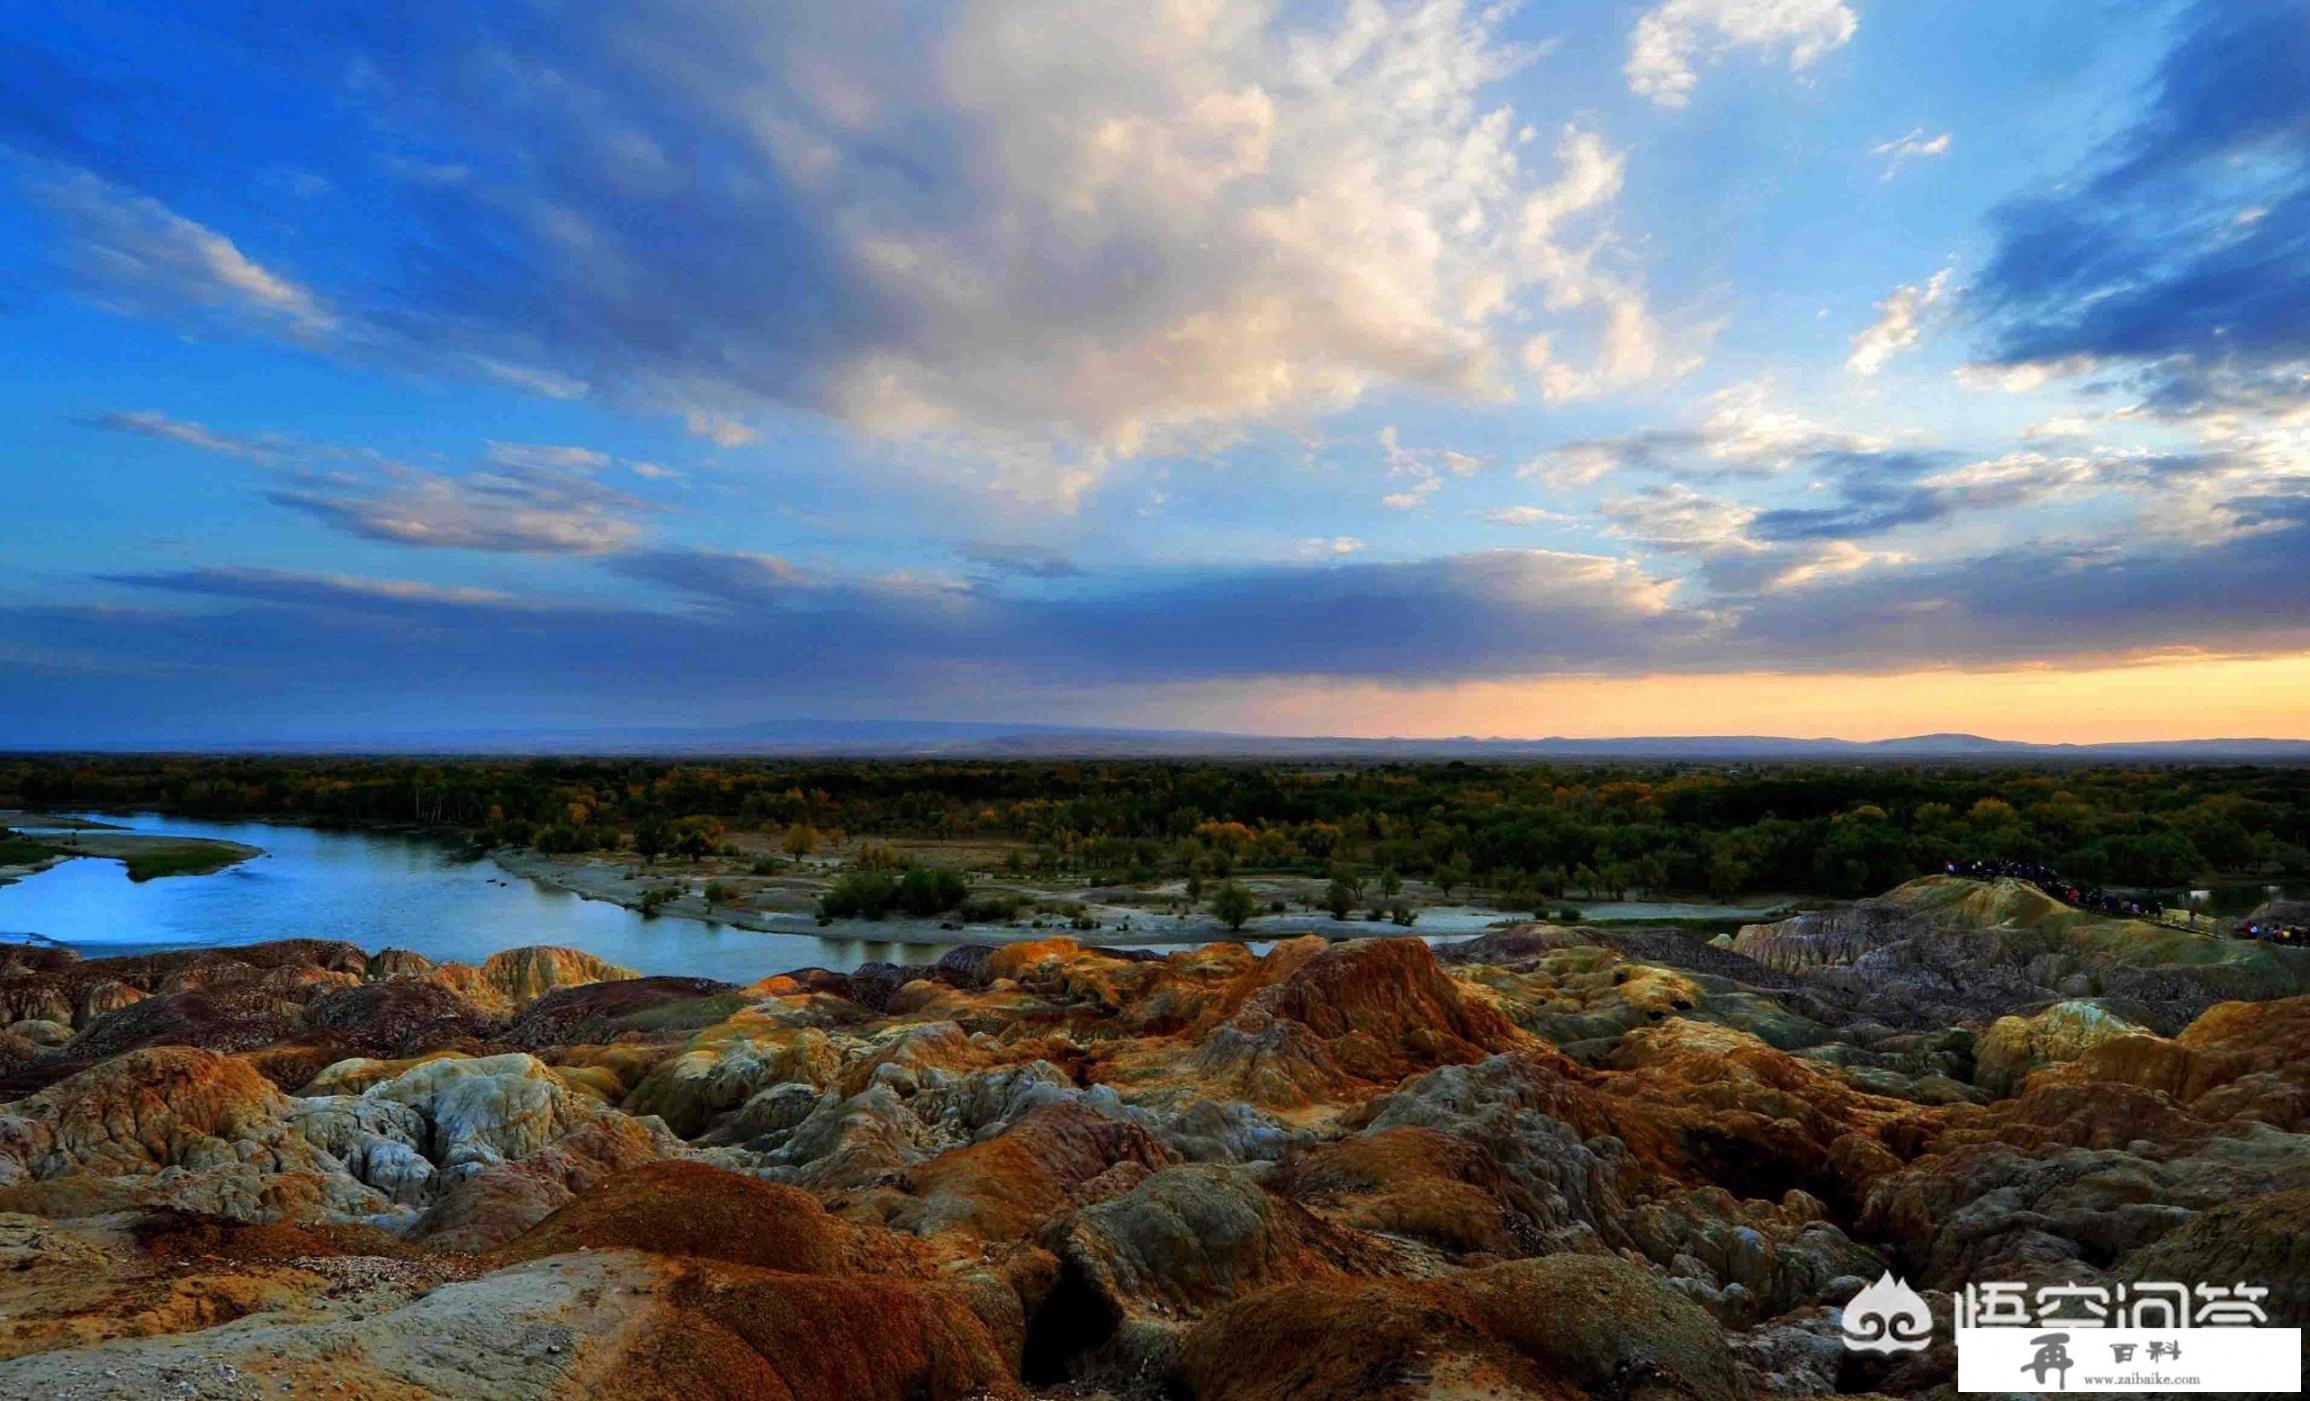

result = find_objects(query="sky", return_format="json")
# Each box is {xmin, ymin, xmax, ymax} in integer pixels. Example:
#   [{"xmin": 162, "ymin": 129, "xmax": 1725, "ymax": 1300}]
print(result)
[{"xmin": 1, "ymin": 0, "xmax": 2306, "ymax": 746}]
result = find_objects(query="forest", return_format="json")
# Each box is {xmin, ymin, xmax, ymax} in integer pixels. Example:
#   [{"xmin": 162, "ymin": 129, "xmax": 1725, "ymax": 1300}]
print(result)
[{"xmin": 7, "ymin": 754, "xmax": 2308, "ymax": 902}]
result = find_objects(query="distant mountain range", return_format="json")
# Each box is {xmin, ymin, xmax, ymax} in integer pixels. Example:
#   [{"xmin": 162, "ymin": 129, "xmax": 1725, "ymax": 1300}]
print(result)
[{"xmin": 49, "ymin": 720, "xmax": 2310, "ymax": 762}]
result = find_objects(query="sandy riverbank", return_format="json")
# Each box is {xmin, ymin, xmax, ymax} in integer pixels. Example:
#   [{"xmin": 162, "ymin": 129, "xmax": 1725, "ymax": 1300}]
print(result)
[
  {"xmin": 488, "ymin": 846, "xmax": 1574, "ymax": 949},
  {"xmin": 491, "ymin": 846, "xmax": 1236, "ymax": 945},
  {"xmin": 0, "ymin": 813, "xmax": 128, "ymax": 831}
]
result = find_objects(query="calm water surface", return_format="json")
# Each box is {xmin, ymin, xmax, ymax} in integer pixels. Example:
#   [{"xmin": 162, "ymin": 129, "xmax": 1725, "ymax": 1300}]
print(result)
[
  {"xmin": 0, "ymin": 813, "xmax": 948, "ymax": 979},
  {"xmin": 0, "ymin": 814, "xmax": 1804, "ymax": 982}
]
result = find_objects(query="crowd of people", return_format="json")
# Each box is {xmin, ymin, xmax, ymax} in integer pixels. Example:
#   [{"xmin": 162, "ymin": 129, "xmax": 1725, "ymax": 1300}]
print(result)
[
  {"xmin": 1941, "ymin": 858, "xmax": 2171, "ymax": 920},
  {"xmin": 1942, "ymin": 858, "xmax": 2308, "ymax": 945},
  {"xmin": 2240, "ymin": 916, "xmax": 2308, "ymax": 946}
]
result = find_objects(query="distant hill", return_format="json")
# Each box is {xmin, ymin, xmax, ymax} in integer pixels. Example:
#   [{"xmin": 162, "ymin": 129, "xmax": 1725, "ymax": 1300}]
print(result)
[{"xmin": 56, "ymin": 720, "xmax": 2310, "ymax": 762}]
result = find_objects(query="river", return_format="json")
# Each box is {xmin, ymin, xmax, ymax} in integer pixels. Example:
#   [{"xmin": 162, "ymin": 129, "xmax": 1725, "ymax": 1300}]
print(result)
[
  {"xmin": 0, "ymin": 812, "xmax": 1802, "ymax": 981},
  {"xmin": 0, "ymin": 813, "xmax": 952, "ymax": 979}
]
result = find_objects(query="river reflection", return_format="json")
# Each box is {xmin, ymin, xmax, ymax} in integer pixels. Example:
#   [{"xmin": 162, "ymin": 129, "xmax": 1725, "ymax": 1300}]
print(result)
[{"xmin": 0, "ymin": 813, "xmax": 947, "ymax": 979}]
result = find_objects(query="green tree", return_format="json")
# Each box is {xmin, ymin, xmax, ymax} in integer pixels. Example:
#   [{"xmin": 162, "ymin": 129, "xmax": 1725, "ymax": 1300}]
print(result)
[
  {"xmin": 895, "ymin": 866, "xmax": 968, "ymax": 916},
  {"xmin": 670, "ymin": 815, "xmax": 725, "ymax": 860},
  {"xmin": 819, "ymin": 870, "xmax": 900, "ymax": 920},
  {"xmin": 2090, "ymin": 831, "xmax": 2200, "ymax": 886},
  {"xmin": 1706, "ymin": 848, "xmax": 1752, "ymax": 902},
  {"xmin": 1967, "ymin": 797, "xmax": 2020, "ymax": 829},
  {"xmin": 1324, "ymin": 876, "xmax": 1356, "ymax": 921},
  {"xmin": 1603, "ymin": 861, "xmax": 1633, "ymax": 900},
  {"xmin": 2187, "ymin": 820, "xmax": 2255, "ymax": 872},
  {"xmin": 1436, "ymin": 855, "xmax": 1472, "ymax": 899},
  {"xmin": 1210, "ymin": 881, "xmax": 1258, "ymax": 932},
  {"xmin": 1636, "ymin": 852, "xmax": 1672, "ymax": 899},
  {"xmin": 633, "ymin": 819, "xmax": 668, "ymax": 863},
  {"xmin": 1813, "ymin": 814, "xmax": 1910, "ymax": 896}
]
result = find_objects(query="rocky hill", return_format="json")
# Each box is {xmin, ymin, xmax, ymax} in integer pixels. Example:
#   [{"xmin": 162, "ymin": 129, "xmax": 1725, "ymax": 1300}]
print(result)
[{"xmin": 0, "ymin": 877, "xmax": 2303, "ymax": 1397}]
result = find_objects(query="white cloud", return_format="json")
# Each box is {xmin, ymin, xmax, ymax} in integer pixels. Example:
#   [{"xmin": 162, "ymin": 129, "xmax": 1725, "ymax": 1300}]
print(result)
[
  {"xmin": 1485, "ymin": 505, "xmax": 1573, "ymax": 526},
  {"xmin": 802, "ymin": 8, "xmax": 1666, "ymax": 461},
  {"xmin": 110, "ymin": 567, "xmax": 529, "ymax": 611},
  {"xmin": 1762, "ymin": 539, "xmax": 1910, "ymax": 590},
  {"xmin": 1375, "ymin": 424, "xmax": 1492, "ymax": 510},
  {"xmin": 1382, "ymin": 476, "xmax": 1444, "ymax": 511},
  {"xmin": 63, "ymin": 1, "xmax": 1668, "ymax": 498},
  {"xmin": 1626, "ymin": 0, "xmax": 1858, "ymax": 108},
  {"xmin": 477, "ymin": 358, "xmax": 590, "ymax": 400},
  {"xmin": 1847, "ymin": 266, "xmax": 1952, "ymax": 377},
  {"xmin": 1599, "ymin": 483, "xmax": 1764, "ymax": 555},
  {"xmin": 1300, "ymin": 536, "xmax": 1367, "ymax": 557},
  {"xmin": 35, "ymin": 169, "xmax": 335, "ymax": 338},
  {"xmin": 78, "ymin": 410, "xmax": 290, "ymax": 463},
  {"xmin": 1517, "ymin": 377, "xmax": 1881, "ymax": 488},
  {"xmin": 1520, "ymin": 437, "xmax": 1663, "ymax": 487},
  {"xmin": 2020, "ymin": 415, "xmax": 2099, "ymax": 442},
  {"xmin": 684, "ymin": 412, "xmax": 758, "ymax": 448},
  {"xmin": 1914, "ymin": 450, "xmax": 2109, "ymax": 512},
  {"xmin": 1954, "ymin": 355, "xmax": 2100, "ymax": 393},
  {"xmin": 1695, "ymin": 376, "xmax": 1887, "ymax": 471},
  {"xmin": 1511, "ymin": 128, "xmax": 1686, "ymax": 403},
  {"xmin": 1871, "ymin": 127, "xmax": 1951, "ymax": 179},
  {"xmin": 268, "ymin": 455, "xmax": 651, "ymax": 555},
  {"xmin": 483, "ymin": 442, "xmax": 613, "ymax": 473}
]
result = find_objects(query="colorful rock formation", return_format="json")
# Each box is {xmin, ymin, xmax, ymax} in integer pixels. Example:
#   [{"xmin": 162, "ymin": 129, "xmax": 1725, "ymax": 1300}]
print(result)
[{"xmin": 0, "ymin": 876, "xmax": 2303, "ymax": 1397}]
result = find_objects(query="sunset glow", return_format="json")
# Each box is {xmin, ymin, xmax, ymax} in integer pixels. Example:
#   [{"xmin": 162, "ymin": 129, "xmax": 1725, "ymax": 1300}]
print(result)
[{"xmin": 1112, "ymin": 654, "xmax": 2310, "ymax": 745}]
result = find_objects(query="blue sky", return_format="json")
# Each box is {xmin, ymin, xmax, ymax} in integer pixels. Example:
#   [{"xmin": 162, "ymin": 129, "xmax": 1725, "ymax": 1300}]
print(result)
[{"xmin": 2, "ymin": 0, "xmax": 2306, "ymax": 744}]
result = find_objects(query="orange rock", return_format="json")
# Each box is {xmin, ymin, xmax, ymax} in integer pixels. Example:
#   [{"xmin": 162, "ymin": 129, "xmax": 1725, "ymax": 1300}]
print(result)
[
  {"xmin": 878, "ymin": 1100, "xmax": 1173, "ymax": 1241},
  {"xmin": 498, "ymin": 1160, "xmax": 926, "ymax": 1276},
  {"xmin": 1123, "ymin": 939, "xmax": 1535, "ymax": 1112},
  {"xmin": 1273, "ymin": 1124, "xmax": 1527, "ymax": 1257},
  {"xmin": 596, "ymin": 1258, "xmax": 1026, "ymax": 1400},
  {"xmin": 1173, "ymin": 1252, "xmax": 1742, "ymax": 1401},
  {"xmin": 409, "ymin": 1113, "xmax": 676, "ymax": 1252}
]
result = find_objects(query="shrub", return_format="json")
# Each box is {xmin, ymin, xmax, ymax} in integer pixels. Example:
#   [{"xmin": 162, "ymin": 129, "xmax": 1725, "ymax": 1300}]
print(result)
[
  {"xmin": 1209, "ymin": 881, "xmax": 1258, "ymax": 932},
  {"xmin": 633, "ymin": 820, "xmax": 668, "ymax": 861},
  {"xmin": 957, "ymin": 894, "xmax": 1024, "ymax": 923},
  {"xmin": 782, "ymin": 823, "xmax": 821, "ymax": 860},
  {"xmin": 819, "ymin": 870, "xmax": 900, "ymax": 920},
  {"xmin": 533, "ymin": 823, "xmax": 590, "ymax": 854},
  {"xmin": 895, "ymin": 866, "xmax": 968, "ymax": 917},
  {"xmin": 669, "ymin": 815, "xmax": 725, "ymax": 860}
]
